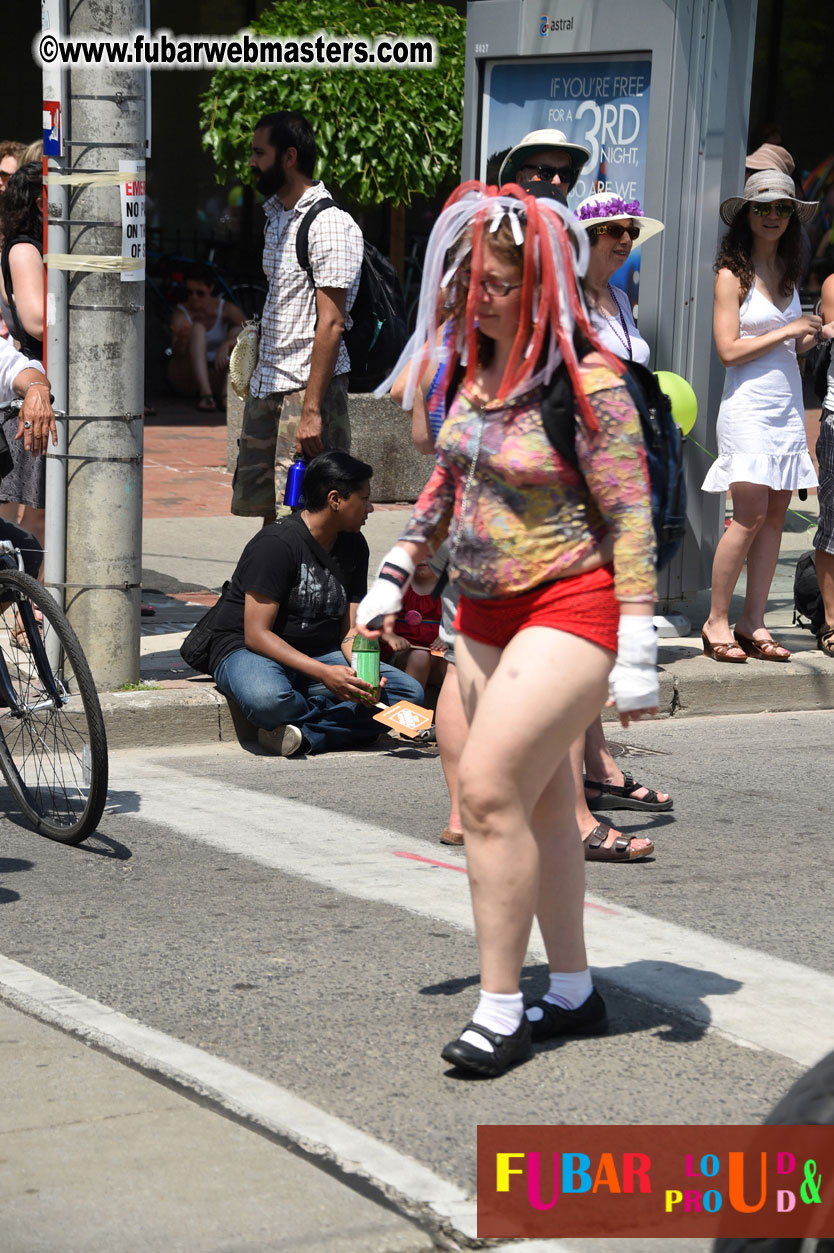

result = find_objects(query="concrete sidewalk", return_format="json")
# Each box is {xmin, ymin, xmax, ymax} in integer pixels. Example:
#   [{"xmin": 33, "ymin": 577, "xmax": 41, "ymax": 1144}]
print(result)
[
  {"xmin": 101, "ymin": 395, "xmax": 834, "ymax": 749},
  {"xmin": 0, "ymin": 999, "xmax": 433, "ymax": 1252}
]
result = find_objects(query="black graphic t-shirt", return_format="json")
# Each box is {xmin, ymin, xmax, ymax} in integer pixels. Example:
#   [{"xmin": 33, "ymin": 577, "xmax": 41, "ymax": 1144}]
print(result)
[{"xmin": 208, "ymin": 514, "xmax": 369, "ymax": 672}]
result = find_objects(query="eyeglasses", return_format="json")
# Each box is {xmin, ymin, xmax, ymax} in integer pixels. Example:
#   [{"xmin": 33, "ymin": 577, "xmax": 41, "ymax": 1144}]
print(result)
[
  {"xmin": 459, "ymin": 272, "xmax": 523, "ymax": 298},
  {"xmin": 751, "ymin": 201, "xmax": 794, "ymax": 219},
  {"xmin": 518, "ymin": 163, "xmax": 572, "ymax": 185},
  {"xmin": 593, "ymin": 222, "xmax": 642, "ymax": 241}
]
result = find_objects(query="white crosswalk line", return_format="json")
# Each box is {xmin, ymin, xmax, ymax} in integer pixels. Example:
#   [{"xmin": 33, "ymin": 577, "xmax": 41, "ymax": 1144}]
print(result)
[{"xmin": 110, "ymin": 759, "xmax": 834, "ymax": 1069}]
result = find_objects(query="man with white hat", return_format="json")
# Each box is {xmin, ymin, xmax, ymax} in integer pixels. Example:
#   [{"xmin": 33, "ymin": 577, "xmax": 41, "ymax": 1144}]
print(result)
[{"xmin": 498, "ymin": 128, "xmax": 590, "ymax": 194}]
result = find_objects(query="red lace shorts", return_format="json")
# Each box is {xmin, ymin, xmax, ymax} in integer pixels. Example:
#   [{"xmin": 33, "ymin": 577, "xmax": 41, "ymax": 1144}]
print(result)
[{"xmin": 454, "ymin": 563, "xmax": 618, "ymax": 653}]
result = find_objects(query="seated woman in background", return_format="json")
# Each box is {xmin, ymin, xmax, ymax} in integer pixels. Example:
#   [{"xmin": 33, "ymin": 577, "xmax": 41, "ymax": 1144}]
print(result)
[{"xmin": 168, "ymin": 264, "xmax": 245, "ymax": 412}]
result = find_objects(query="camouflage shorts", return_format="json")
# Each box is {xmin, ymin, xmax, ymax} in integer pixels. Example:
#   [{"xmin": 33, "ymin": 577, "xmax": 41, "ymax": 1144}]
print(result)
[{"xmin": 231, "ymin": 373, "xmax": 351, "ymax": 517}]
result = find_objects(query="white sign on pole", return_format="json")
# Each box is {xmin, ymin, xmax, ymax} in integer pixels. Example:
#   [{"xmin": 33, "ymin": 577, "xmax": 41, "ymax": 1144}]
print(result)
[{"xmin": 119, "ymin": 160, "xmax": 146, "ymax": 282}]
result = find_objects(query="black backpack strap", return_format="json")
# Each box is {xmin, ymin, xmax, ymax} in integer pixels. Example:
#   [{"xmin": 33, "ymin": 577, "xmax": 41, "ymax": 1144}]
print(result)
[
  {"xmin": 295, "ymin": 198, "xmax": 338, "ymax": 282},
  {"xmin": 540, "ymin": 362, "xmax": 580, "ymax": 471}
]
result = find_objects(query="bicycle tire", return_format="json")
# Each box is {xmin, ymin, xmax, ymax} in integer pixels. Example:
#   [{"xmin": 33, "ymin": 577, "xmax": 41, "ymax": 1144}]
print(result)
[{"xmin": 0, "ymin": 570, "xmax": 108, "ymax": 843}]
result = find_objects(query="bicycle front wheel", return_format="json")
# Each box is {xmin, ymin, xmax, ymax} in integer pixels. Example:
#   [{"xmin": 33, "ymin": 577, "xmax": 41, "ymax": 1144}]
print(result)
[{"xmin": 0, "ymin": 570, "xmax": 108, "ymax": 843}]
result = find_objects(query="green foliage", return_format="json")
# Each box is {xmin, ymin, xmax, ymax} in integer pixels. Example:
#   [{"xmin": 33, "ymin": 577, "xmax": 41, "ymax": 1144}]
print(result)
[{"xmin": 199, "ymin": 0, "xmax": 465, "ymax": 207}]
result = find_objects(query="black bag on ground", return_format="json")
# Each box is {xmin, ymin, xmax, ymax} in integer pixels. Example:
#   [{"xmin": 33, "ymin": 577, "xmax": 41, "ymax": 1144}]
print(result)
[
  {"xmin": 179, "ymin": 581, "xmax": 230, "ymax": 674},
  {"xmin": 804, "ymin": 337, "xmax": 833, "ymax": 404},
  {"xmin": 541, "ymin": 358, "xmax": 688, "ymax": 570},
  {"xmin": 296, "ymin": 198, "xmax": 407, "ymax": 392},
  {"xmin": 793, "ymin": 550, "xmax": 824, "ymax": 634}
]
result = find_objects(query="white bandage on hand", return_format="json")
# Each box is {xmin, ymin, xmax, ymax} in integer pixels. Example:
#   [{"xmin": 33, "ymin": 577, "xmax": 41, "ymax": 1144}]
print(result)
[
  {"xmin": 608, "ymin": 614, "xmax": 659, "ymax": 713},
  {"xmin": 355, "ymin": 545, "xmax": 416, "ymax": 628}
]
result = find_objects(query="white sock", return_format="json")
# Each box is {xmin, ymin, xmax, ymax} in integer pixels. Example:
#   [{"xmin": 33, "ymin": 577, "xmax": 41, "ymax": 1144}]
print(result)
[
  {"xmin": 460, "ymin": 990, "xmax": 524, "ymax": 1054},
  {"xmin": 526, "ymin": 969, "xmax": 593, "ymax": 1022}
]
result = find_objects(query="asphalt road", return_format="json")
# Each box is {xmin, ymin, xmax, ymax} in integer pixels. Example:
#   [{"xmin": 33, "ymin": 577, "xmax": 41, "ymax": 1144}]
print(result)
[{"xmin": 2, "ymin": 708, "xmax": 833, "ymax": 1251}]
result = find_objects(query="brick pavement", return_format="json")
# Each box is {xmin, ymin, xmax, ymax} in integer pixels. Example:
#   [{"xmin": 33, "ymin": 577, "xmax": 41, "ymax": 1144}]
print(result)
[{"xmin": 143, "ymin": 395, "xmax": 232, "ymax": 519}]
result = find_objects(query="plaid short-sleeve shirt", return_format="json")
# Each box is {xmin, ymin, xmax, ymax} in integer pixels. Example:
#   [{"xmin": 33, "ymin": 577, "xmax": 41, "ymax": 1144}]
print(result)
[{"xmin": 250, "ymin": 182, "xmax": 363, "ymax": 398}]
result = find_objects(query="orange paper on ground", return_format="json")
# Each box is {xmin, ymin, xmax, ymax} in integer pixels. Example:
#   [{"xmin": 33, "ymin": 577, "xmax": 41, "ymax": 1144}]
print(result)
[{"xmin": 373, "ymin": 700, "xmax": 434, "ymax": 736}]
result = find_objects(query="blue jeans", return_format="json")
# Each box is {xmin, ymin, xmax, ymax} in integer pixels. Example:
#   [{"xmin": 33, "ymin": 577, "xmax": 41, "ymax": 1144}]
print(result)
[{"xmin": 214, "ymin": 647, "xmax": 424, "ymax": 754}]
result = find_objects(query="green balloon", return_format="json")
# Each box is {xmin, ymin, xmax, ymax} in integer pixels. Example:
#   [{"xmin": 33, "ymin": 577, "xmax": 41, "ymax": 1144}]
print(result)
[{"xmin": 654, "ymin": 371, "xmax": 698, "ymax": 435}]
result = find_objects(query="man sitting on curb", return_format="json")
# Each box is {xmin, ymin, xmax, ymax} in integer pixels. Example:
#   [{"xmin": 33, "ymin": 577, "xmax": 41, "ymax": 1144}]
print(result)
[{"xmin": 210, "ymin": 450, "xmax": 424, "ymax": 756}]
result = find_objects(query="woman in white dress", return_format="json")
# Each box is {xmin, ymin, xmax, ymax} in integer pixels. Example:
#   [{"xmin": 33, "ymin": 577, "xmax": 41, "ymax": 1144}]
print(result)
[{"xmin": 701, "ymin": 171, "xmax": 821, "ymax": 662}]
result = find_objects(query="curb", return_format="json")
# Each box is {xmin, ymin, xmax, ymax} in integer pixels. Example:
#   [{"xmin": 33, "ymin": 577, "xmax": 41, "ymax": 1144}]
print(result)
[
  {"xmin": 99, "ymin": 687, "xmax": 236, "ymax": 750},
  {"xmin": 101, "ymin": 653, "xmax": 834, "ymax": 751}
]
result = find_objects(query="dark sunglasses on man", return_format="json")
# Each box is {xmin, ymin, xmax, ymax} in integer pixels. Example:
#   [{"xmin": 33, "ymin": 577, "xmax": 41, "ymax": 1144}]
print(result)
[
  {"xmin": 593, "ymin": 222, "xmax": 642, "ymax": 241},
  {"xmin": 517, "ymin": 162, "xmax": 573, "ymax": 185}
]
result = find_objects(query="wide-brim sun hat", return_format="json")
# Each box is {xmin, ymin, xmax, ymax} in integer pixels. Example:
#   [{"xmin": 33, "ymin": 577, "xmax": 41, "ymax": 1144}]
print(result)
[
  {"xmin": 498, "ymin": 128, "xmax": 591, "ymax": 186},
  {"xmin": 720, "ymin": 170, "xmax": 818, "ymax": 225},
  {"xmin": 745, "ymin": 143, "xmax": 795, "ymax": 176},
  {"xmin": 574, "ymin": 192, "xmax": 664, "ymax": 244}
]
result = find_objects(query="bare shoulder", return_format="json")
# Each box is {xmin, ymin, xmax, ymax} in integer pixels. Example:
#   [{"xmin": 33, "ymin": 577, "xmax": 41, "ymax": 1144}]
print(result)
[{"xmin": 714, "ymin": 267, "xmax": 742, "ymax": 299}]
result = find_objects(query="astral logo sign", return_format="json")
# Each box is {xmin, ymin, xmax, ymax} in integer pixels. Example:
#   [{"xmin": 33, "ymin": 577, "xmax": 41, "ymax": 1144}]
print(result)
[
  {"xmin": 477, "ymin": 1126, "xmax": 834, "ymax": 1239},
  {"xmin": 540, "ymin": 14, "xmax": 575, "ymax": 35}
]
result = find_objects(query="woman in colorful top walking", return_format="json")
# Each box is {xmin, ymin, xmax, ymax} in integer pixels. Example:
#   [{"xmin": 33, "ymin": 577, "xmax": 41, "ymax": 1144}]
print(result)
[{"xmin": 356, "ymin": 182, "xmax": 658, "ymax": 1078}]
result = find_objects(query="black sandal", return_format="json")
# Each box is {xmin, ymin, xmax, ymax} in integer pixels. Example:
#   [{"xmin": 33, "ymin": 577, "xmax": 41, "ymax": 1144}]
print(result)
[
  {"xmin": 441, "ymin": 1017, "xmax": 532, "ymax": 1077},
  {"xmin": 584, "ymin": 769, "xmax": 673, "ymax": 812},
  {"xmin": 818, "ymin": 625, "xmax": 834, "ymax": 658}
]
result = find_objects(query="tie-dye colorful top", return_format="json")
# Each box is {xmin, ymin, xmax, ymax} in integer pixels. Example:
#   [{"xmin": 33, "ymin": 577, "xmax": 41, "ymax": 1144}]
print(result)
[{"xmin": 399, "ymin": 364, "xmax": 656, "ymax": 602}]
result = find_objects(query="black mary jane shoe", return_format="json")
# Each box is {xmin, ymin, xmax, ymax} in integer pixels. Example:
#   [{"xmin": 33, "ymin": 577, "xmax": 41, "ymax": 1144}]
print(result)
[
  {"xmin": 441, "ymin": 1016, "xmax": 532, "ymax": 1077},
  {"xmin": 525, "ymin": 988, "xmax": 609, "ymax": 1044}
]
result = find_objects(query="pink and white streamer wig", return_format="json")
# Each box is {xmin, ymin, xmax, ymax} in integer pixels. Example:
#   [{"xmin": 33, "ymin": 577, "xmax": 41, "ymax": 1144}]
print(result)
[{"xmin": 376, "ymin": 180, "xmax": 624, "ymax": 435}]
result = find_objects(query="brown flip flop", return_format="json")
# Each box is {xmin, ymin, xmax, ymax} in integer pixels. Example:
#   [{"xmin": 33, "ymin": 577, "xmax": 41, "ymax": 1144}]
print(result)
[{"xmin": 733, "ymin": 630, "xmax": 791, "ymax": 662}]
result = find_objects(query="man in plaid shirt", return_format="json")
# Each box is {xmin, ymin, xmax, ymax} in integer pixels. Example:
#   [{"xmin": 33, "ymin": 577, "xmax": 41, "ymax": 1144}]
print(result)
[{"xmin": 232, "ymin": 111, "xmax": 363, "ymax": 523}]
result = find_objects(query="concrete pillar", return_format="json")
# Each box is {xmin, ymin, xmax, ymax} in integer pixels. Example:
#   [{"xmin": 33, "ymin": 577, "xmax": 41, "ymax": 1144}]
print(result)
[{"xmin": 65, "ymin": 0, "xmax": 145, "ymax": 687}]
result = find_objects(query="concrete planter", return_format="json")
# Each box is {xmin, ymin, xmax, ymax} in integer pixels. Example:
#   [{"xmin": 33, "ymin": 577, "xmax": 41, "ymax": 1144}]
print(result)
[{"xmin": 226, "ymin": 385, "xmax": 434, "ymax": 503}]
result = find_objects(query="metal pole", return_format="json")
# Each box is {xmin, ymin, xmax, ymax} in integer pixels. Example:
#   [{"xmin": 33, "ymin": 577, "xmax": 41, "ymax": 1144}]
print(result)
[
  {"xmin": 42, "ymin": 0, "xmax": 68, "ymax": 678},
  {"xmin": 64, "ymin": 0, "xmax": 146, "ymax": 687}
]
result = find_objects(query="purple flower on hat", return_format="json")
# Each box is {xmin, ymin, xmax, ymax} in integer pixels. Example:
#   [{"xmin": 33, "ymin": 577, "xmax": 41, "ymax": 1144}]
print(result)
[{"xmin": 578, "ymin": 196, "xmax": 642, "ymax": 220}]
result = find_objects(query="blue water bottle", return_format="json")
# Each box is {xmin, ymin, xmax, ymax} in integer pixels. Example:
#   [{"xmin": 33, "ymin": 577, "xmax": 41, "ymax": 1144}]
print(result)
[{"xmin": 283, "ymin": 458, "xmax": 306, "ymax": 508}]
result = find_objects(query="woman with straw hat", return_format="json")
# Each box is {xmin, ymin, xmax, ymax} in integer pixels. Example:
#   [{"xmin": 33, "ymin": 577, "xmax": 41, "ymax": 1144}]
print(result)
[
  {"xmin": 355, "ymin": 182, "xmax": 658, "ymax": 1077},
  {"xmin": 701, "ymin": 171, "xmax": 821, "ymax": 663},
  {"xmin": 574, "ymin": 192, "xmax": 664, "ymax": 366}
]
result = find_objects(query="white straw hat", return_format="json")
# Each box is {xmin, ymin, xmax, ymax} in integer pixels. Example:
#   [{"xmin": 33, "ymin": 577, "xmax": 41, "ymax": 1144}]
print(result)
[
  {"xmin": 498, "ymin": 129, "xmax": 591, "ymax": 190},
  {"xmin": 574, "ymin": 192, "xmax": 664, "ymax": 244}
]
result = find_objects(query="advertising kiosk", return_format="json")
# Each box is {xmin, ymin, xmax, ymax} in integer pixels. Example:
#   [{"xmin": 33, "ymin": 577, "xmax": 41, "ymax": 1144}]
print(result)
[{"xmin": 462, "ymin": 0, "xmax": 759, "ymax": 597}]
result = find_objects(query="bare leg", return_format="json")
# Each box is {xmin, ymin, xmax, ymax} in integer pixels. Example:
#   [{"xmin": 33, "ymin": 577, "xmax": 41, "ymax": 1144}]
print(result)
[
  {"xmin": 187, "ymin": 323, "xmax": 213, "ymax": 401},
  {"xmin": 582, "ymin": 714, "xmax": 670, "ymax": 806},
  {"xmin": 402, "ymin": 647, "xmax": 431, "ymax": 687},
  {"xmin": 533, "ymin": 757, "xmax": 588, "ymax": 973},
  {"xmin": 0, "ymin": 502, "xmax": 23, "ymax": 524},
  {"xmin": 569, "ymin": 729, "xmax": 654, "ymax": 855},
  {"xmin": 455, "ymin": 627, "xmax": 611, "ymax": 993},
  {"xmin": 817, "ymin": 549, "xmax": 834, "ymax": 627},
  {"xmin": 734, "ymin": 488, "xmax": 791, "ymax": 651},
  {"xmin": 702, "ymin": 481, "xmax": 769, "ymax": 657},
  {"xmin": 435, "ymin": 663, "xmax": 465, "ymax": 834}
]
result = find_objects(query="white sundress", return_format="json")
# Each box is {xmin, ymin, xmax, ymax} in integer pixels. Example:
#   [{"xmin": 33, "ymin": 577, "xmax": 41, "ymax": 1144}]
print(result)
[{"xmin": 701, "ymin": 283, "xmax": 818, "ymax": 493}]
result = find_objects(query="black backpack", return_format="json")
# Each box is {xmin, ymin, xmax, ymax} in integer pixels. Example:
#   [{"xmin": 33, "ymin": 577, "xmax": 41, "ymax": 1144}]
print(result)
[
  {"xmin": 296, "ymin": 198, "xmax": 407, "ymax": 392},
  {"xmin": 804, "ymin": 337, "xmax": 832, "ymax": 404},
  {"xmin": 793, "ymin": 550, "xmax": 824, "ymax": 635},
  {"xmin": 541, "ymin": 359, "xmax": 688, "ymax": 570}
]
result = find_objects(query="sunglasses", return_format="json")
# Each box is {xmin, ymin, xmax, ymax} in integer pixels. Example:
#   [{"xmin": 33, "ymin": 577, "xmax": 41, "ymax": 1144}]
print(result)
[
  {"xmin": 518, "ymin": 163, "xmax": 572, "ymax": 184},
  {"xmin": 751, "ymin": 201, "xmax": 794, "ymax": 219},
  {"xmin": 459, "ymin": 272, "xmax": 522, "ymax": 298},
  {"xmin": 593, "ymin": 222, "xmax": 641, "ymax": 241}
]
